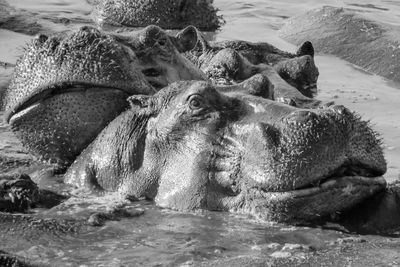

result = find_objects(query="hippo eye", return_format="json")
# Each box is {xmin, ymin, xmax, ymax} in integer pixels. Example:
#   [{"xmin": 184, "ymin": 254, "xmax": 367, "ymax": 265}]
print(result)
[{"xmin": 188, "ymin": 94, "xmax": 205, "ymax": 110}]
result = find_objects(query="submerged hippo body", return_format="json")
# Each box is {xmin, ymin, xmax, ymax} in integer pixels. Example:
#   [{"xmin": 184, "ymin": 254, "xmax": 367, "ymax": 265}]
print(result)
[
  {"xmin": 2, "ymin": 25, "xmax": 205, "ymax": 169},
  {"xmin": 65, "ymin": 81, "xmax": 386, "ymax": 222},
  {"xmin": 92, "ymin": 0, "xmax": 222, "ymax": 31}
]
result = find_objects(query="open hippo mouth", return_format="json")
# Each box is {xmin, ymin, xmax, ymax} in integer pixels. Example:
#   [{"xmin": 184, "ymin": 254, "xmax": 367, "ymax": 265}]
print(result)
[
  {"xmin": 4, "ymin": 79, "xmax": 144, "ymax": 167},
  {"xmin": 5, "ymin": 82, "xmax": 134, "ymax": 123},
  {"xmin": 251, "ymin": 165, "xmax": 386, "ymax": 222},
  {"xmin": 259, "ymin": 164, "xmax": 386, "ymax": 199}
]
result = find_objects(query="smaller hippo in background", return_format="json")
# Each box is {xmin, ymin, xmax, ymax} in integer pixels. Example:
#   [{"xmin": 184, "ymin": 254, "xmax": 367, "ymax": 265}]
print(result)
[
  {"xmin": 173, "ymin": 26, "xmax": 319, "ymax": 99},
  {"xmin": 280, "ymin": 6, "xmax": 400, "ymax": 84},
  {"xmin": 91, "ymin": 0, "xmax": 223, "ymax": 31},
  {"xmin": 2, "ymin": 25, "xmax": 205, "ymax": 169},
  {"xmin": 64, "ymin": 80, "xmax": 386, "ymax": 222}
]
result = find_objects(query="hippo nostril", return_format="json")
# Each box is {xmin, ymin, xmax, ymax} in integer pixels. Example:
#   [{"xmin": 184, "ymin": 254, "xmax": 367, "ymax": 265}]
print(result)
[
  {"xmin": 276, "ymin": 97, "xmax": 297, "ymax": 107},
  {"xmin": 47, "ymin": 38, "xmax": 60, "ymax": 52},
  {"xmin": 330, "ymin": 105, "xmax": 350, "ymax": 115},
  {"xmin": 287, "ymin": 110, "xmax": 317, "ymax": 122},
  {"xmin": 80, "ymin": 26, "xmax": 93, "ymax": 32},
  {"xmin": 35, "ymin": 34, "xmax": 48, "ymax": 44},
  {"xmin": 78, "ymin": 26, "xmax": 101, "ymax": 36},
  {"xmin": 80, "ymin": 25, "xmax": 90, "ymax": 31},
  {"xmin": 157, "ymin": 39, "xmax": 167, "ymax": 46}
]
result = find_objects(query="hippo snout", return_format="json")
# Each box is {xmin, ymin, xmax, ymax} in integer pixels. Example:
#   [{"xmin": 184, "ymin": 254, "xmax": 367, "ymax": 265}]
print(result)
[{"xmin": 240, "ymin": 104, "xmax": 385, "ymax": 192}]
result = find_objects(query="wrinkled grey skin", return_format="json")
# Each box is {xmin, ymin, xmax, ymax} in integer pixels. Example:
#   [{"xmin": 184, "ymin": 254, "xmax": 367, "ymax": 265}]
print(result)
[
  {"xmin": 173, "ymin": 26, "xmax": 319, "ymax": 103},
  {"xmin": 2, "ymin": 25, "xmax": 205, "ymax": 169},
  {"xmin": 65, "ymin": 81, "xmax": 386, "ymax": 222},
  {"xmin": 91, "ymin": 0, "xmax": 222, "ymax": 31}
]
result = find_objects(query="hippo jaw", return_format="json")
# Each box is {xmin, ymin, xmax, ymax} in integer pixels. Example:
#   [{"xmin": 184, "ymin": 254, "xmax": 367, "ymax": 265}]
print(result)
[
  {"xmin": 6, "ymin": 82, "xmax": 138, "ymax": 167},
  {"xmin": 243, "ymin": 168, "xmax": 386, "ymax": 222},
  {"xmin": 5, "ymin": 82, "xmax": 135, "ymax": 124},
  {"xmin": 125, "ymin": 81, "xmax": 386, "ymax": 222}
]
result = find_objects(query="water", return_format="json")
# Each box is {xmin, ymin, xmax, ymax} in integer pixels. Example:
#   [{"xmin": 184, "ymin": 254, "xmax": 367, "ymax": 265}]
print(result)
[{"xmin": 1, "ymin": 0, "xmax": 400, "ymax": 265}]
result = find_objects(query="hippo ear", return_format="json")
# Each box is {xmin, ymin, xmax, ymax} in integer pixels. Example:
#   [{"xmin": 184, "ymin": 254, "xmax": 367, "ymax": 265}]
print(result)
[
  {"xmin": 171, "ymin": 26, "xmax": 210, "ymax": 53},
  {"xmin": 127, "ymin": 95, "xmax": 152, "ymax": 109},
  {"xmin": 296, "ymin": 41, "xmax": 314, "ymax": 57}
]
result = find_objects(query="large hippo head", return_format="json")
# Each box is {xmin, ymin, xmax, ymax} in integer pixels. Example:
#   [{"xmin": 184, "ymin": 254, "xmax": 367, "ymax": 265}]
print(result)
[
  {"xmin": 65, "ymin": 81, "xmax": 386, "ymax": 222},
  {"xmin": 2, "ymin": 25, "xmax": 205, "ymax": 168}
]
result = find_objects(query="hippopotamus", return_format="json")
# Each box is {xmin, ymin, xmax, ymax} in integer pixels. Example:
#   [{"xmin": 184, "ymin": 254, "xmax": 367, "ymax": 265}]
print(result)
[
  {"xmin": 280, "ymin": 6, "xmax": 400, "ymax": 83},
  {"xmin": 172, "ymin": 26, "xmax": 320, "ymax": 107},
  {"xmin": 63, "ymin": 80, "xmax": 386, "ymax": 222},
  {"xmin": 3, "ymin": 24, "xmax": 325, "ymax": 171},
  {"xmin": 0, "ymin": 0, "xmax": 222, "ymax": 36},
  {"xmin": 0, "ymin": 81, "xmax": 398, "ymax": 267},
  {"xmin": 2, "ymin": 25, "xmax": 205, "ymax": 169},
  {"xmin": 1, "ymin": 79, "xmax": 389, "ymax": 224},
  {"xmin": 91, "ymin": 0, "xmax": 222, "ymax": 31}
]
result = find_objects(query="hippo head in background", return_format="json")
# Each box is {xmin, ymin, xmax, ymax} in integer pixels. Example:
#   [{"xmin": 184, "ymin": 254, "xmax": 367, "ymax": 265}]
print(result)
[
  {"xmin": 65, "ymin": 81, "xmax": 386, "ymax": 222},
  {"xmin": 172, "ymin": 25, "xmax": 319, "ymax": 99},
  {"xmin": 92, "ymin": 0, "xmax": 222, "ymax": 31},
  {"xmin": 2, "ymin": 25, "xmax": 205, "ymax": 169}
]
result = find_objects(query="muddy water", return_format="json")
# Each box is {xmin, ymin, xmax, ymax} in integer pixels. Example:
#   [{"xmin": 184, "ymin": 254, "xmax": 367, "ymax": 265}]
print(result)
[{"xmin": 1, "ymin": 0, "xmax": 400, "ymax": 266}]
